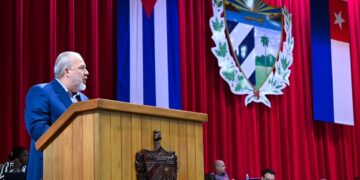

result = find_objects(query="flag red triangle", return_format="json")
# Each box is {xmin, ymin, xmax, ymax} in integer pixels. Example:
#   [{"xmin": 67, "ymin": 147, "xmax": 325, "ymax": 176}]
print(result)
[{"xmin": 141, "ymin": 0, "xmax": 157, "ymax": 17}]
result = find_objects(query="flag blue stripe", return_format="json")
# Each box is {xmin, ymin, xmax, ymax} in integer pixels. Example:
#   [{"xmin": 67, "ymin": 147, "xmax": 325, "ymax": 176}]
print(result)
[
  {"xmin": 143, "ymin": 10, "xmax": 156, "ymax": 106},
  {"xmin": 116, "ymin": 0, "xmax": 130, "ymax": 102},
  {"xmin": 311, "ymin": 0, "xmax": 334, "ymax": 122},
  {"xmin": 166, "ymin": 0, "xmax": 182, "ymax": 109}
]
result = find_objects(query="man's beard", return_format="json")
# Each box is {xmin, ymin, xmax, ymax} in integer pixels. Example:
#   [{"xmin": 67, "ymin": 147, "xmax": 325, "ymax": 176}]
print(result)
[{"xmin": 77, "ymin": 82, "xmax": 86, "ymax": 91}]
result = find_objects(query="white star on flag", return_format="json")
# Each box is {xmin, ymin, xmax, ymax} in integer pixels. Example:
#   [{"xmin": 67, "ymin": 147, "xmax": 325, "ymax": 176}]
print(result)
[{"xmin": 334, "ymin": 11, "xmax": 345, "ymax": 30}]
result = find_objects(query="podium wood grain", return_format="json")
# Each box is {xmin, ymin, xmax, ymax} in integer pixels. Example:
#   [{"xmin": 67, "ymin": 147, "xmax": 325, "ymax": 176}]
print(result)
[{"xmin": 37, "ymin": 99, "xmax": 207, "ymax": 180}]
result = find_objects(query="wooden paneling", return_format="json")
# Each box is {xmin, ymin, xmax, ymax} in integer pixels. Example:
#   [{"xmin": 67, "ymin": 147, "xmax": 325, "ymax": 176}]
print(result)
[
  {"xmin": 43, "ymin": 143, "xmax": 53, "ymax": 179},
  {"xmin": 195, "ymin": 123, "xmax": 204, "ymax": 179},
  {"xmin": 39, "ymin": 99, "xmax": 207, "ymax": 180},
  {"xmin": 110, "ymin": 111, "xmax": 122, "ymax": 180},
  {"xmin": 160, "ymin": 118, "xmax": 170, "ymax": 149},
  {"xmin": 82, "ymin": 112, "xmax": 95, "ymax": 180},
  {"xmin": 169, "ymin": 119, "xmax": 179, "ymax": 152},
  {"xmin": 131, "ymin": 114, "xmax": 142, "ymax": 180},
  {"xmin": 72, "ymin": 116, "xmax": 83, "ymax": 180},
  {"xmin": 62, "ymin": 123, "xmax": 73, "ymax": 180},
  {"xmin": 178, "ymin": 120, "xmax": 188, "ymax": 179},
  {"xmin": 52, "ymin": 131, "xmax": 63, "ymax": 180},
  {"xmin": 36, "ymin": 99, "xmax": 207, "ymax": 151},
  {"xmin": 141, "ymin": 115, "xmax": 152, "ymax": 150},
  {"xmin": 150, "ymin": 116, "xmax": 162, "ymax": 136},
  {"xmin": 121, "ymin": 113, "xmax": 132, "ymax": 179},
  {"xmin": 187, "ymin": 121, "xmax": 196, "ymax": 180},
  {"xmin": 98, "ymin": 110, "xmax": 111, "ymax": 180}
]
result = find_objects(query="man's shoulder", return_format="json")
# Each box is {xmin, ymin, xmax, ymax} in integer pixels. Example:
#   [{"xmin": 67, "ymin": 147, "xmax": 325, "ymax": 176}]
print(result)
[
  {"xmin": 28, "ymin": 80, "xmax": 61, "ymax": 93},
  {"xmin": 26, "ymin": 80, "xmax": 61, "ymax": 99},
  {"xmin": 26, "ymin": 82, "xmax": 48, "ymax": 96},
  {"xmin": 29, "ymin": 83, "xmax": 48, "ymax": 90}
]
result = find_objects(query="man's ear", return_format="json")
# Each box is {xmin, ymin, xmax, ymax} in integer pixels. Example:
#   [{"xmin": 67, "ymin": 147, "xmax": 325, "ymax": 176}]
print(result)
[{"xmin": 65, "ymin": 68, "xmax": 71, "ymax": 77}]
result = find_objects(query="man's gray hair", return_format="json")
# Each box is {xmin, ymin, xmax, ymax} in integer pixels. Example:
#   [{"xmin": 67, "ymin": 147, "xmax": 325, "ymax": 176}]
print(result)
[{"xmin": 54, "ymin": 51, "xmax": 82, "ymax": 79}]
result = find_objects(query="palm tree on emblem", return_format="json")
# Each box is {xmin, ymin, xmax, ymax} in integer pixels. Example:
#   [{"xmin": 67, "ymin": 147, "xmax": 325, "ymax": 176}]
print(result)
[{"xmin": 261, "ymin": 35, "xmax": 269, "ymax": 74}]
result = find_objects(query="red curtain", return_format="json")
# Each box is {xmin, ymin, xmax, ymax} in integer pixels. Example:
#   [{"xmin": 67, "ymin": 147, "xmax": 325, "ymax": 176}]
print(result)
[
  {"xmin": 0, "ymin": 0, "xmax": 115, "ymax": 161},
  {"xmin": 178, "ymin": 0, "xmax": 360, "ymax": 179}
]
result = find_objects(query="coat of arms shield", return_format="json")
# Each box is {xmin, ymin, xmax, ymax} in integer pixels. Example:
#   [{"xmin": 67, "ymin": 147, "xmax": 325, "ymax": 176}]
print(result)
[{"xmin": 210, "ymin": 0, "xmax": 294, "ymax": 107}]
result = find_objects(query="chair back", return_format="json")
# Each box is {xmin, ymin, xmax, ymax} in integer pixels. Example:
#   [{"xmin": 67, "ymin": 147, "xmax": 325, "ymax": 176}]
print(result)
[{"xmin": 204, "ymin": 173, "xmax": 215, "ymax": 180}]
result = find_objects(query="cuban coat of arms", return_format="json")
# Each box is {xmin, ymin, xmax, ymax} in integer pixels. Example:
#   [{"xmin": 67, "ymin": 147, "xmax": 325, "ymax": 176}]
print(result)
[{"xmin": 210, "ymin": 0, "xmax": 294, "ymax": 107}]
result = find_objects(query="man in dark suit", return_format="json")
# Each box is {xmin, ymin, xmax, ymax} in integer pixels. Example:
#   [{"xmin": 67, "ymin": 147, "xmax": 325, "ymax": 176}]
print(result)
[
  {"xmin": 24, "ymin": 51, "xmax": 89, "ymax": 180},
  {"xmin": 205, "ymin": 160, "xmax": 230, "ymax": 180}
]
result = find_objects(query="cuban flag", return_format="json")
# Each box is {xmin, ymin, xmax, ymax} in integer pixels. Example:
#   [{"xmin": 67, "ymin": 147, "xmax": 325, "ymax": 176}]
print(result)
[
  {"xmin": 117, "ymin": 0, "xmax": 182, "ymax": 109},
  {"xmin": 311, "ymin": 0, "xmax": 354, "ymax": 125}
]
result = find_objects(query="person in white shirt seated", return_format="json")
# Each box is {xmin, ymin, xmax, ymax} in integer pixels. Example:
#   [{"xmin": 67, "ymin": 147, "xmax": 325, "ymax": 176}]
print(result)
[{"xmin": 0, "ymin": 146, "xmax": 29, "ymax": 180}]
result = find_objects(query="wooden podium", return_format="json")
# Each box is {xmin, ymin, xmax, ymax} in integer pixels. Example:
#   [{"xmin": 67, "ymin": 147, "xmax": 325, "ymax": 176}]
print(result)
[{"xmin": 35, "ymin": 99, "xmax": 207, "ymax": 180}]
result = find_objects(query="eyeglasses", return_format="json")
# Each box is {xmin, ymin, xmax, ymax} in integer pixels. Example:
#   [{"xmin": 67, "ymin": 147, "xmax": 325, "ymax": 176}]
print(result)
[{"xmin": 69, "ymin": 65, "xmax": 87, "ymax": 72}]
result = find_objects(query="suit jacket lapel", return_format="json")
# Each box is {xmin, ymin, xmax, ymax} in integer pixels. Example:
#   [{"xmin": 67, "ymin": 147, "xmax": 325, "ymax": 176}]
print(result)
[{"xmin": 50, "ymin": 80, "xmax": 73, "ymax": 107}]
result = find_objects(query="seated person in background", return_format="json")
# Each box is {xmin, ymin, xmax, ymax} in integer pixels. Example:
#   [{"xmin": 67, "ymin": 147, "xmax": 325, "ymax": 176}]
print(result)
[
  {"xmin": 0, "ymin": 146, "xmax": 29, "ymax": 179},
  {"xmin": 205, "ymin": 160, "xmax": 230, "ymax": 180},
  {"xmin": 261, "ymin": 168, "xmax": 275, "ymax": 180}
]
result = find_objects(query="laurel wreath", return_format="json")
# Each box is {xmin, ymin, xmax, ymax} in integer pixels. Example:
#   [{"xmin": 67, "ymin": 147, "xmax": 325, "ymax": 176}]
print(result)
[{"xmin": 209, "ymin": 0, "xmax": 294, "ymax": 107}]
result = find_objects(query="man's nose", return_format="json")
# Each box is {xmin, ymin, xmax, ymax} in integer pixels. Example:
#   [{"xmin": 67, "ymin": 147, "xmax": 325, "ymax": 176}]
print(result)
[{"xmin": 84, "ymin": 69, "xmax": 89, "ymax": 75}]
